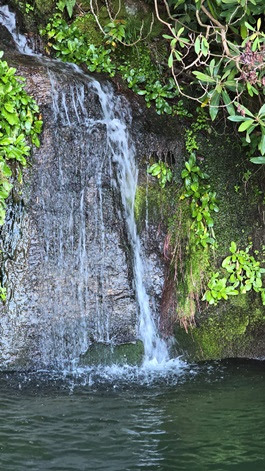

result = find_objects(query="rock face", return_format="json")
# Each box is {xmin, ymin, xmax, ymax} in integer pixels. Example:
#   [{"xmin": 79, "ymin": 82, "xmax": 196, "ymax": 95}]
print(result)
[
  {"xmin": 1, "ymin": 21, "xmax": 264, "ymax": 370},
  {"xmin": 0, "ymin": 45, "xmax": 179, "ymax": 370}
]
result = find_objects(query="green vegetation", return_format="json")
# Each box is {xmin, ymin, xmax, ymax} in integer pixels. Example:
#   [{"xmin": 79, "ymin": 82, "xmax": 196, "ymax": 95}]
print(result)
[
  {"xmin": 203, "ymin": 242, "xmax": 265, "ymax": 305},
  {"xmin": 159, "ymin": 0, "xmax": 265, "ymax": 165},
  {"xmin": 36, "ymin": 0, "xmax": 265, "ymax": 165},
  {"xmin": 40, "ymin": 7, "xmax": 179, "ymax": 114},
  {"xmin": 0, "ymin": 51, "xmax": 42, "ymax": 226},
  {"xmin": 146, "ymin": 111, "xmax": 264, "ymax": 324},
  {"xmin": 147, "ymin": 161, "xmax": 172, "ymax": 188},
  {"xmin": 180, "ymin": 153, "xmax": 218, "ymax": 248},
  {"xmin": 57, "ymin": 0, "xmax": 76, "ymax": 18},
  {"xmin": 0, "ymin": 51, "xmax": 42, "ymax": 301},
  {"xmin": 40, "ymin": 14, "xmax": 115, "ymax": 74},
  {"xmin": 6, "ymin": 0, "xmax": 265, "ymax": 356}
]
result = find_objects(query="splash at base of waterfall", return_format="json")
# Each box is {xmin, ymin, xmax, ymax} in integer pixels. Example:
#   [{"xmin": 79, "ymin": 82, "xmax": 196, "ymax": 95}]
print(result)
[{"xmin": 8, "ymin": 357, "xmax": 189, "ymax": 389}]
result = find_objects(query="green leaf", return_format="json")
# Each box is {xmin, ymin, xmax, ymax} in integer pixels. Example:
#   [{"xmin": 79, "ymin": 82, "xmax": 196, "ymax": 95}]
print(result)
[
  {"xmin": 2, "ymin": 108, "xmax": 19, "ymax": 126},
  {"xmin": 194, "ymin": 36, "xmax": 201, "ymax": 55},
  {"xmin": 258, "ymin": 104, "xmax": 265, "ymax": 116},
  {"xmin": 238, "ymin": 119, "xmax": 254, "ymax": 132},
  {"xmin": 192, "ymin": 71, "xmax": 216, "ymax": 83},
  {"xmin": 168, "ymin": 53, "xmax": 173, "ymax": 68},
  {"xmin": 245, "ymin": 21, "xmax": 256, "ymax": 32},
  {"xmin": 163, "ymin": 34, "xmax": 174, "ymax": 40},
  {"xmin": 230, "ymin": 241, "xmax": 237, "ymax": 254},
  {"xmin": 66, "ymin": 0, "xmax": 76, "ymax": 18},
  {"xmin": 250, "ymin": 156, "xmax": 265, "ymax": 164},
  {"xmin": 228, "ymin": 115, "xmax": 247, "ymax": 122},
  {"xmin": 259, "ymin": 132, "xmax": 265, "ymax": 155},
  {"xmin": 4, "ymin": 103, "xmax": 14, "ymax": 113},
  {"xmin": 240, "ymin": 24, "xmax": 248, "ymax": 39},
  {"xmin": 209, "ymin": 90, "xmax": 221, "ymax": 121},
  {"xmin": 222, "ymin": 90, "xmax": 235, "ymax": 115}
]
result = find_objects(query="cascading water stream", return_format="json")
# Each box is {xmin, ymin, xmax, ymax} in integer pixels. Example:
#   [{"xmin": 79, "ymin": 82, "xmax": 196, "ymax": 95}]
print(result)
[
  {"xmin": 46, "ymin": 72, "xmax": 170, "ymax": 366},
  {"xmin": 91, "ymin": 81, "xmax": 169, "ymax": 365},
  {"xmin": 0, "ymin": 3, "xmax": 33, "ymax": 54},
  {"xmin": 0, "ymin": 4, "xmax": 185, "ymax": 376}
]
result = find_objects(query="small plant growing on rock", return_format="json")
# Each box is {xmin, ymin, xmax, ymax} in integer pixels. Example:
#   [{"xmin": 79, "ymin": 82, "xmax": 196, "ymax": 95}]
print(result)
[
  {"xmin": 147, "ymin": 161, "xmax": 172, "ymax": 188},
  {"xmin": 0, "ymin": 51, "xmax": 42, "ymax": 225},
  {"xmin": 180, "ymin": 153, "xmax": 219, "ymax": 248},
  {"xmin": 203, "ymin": 242, "xmax": 265, "ymax": 305},
  {"xmin": 0, "ymin": 286, "xmax": 6, "ymax": 302}
]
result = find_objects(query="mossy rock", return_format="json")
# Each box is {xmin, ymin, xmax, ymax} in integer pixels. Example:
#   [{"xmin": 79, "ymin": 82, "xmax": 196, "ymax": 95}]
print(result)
[
  {"xmin": 80, "ymin": 341, "xmax": 144, "ymax": 366},
  {"xmin": 136, "ymin": 123, "xmax": 264, "ymax": 360},
  {"xmin": 35, "ymin": 0, "xmax": 56, "ymax": 15},
  {"xmin": 175, "ymin": 295, "xmax": 265, "ymax": 361},
  {"xmin": 73, "ymin": 14, "xmax": 104, "ymax": 47}
]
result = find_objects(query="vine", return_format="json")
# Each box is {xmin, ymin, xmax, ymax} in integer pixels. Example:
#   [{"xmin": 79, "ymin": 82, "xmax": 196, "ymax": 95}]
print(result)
[{"xmin": 180, "ymin": 153, "xmax": 219, "ymax": 249}]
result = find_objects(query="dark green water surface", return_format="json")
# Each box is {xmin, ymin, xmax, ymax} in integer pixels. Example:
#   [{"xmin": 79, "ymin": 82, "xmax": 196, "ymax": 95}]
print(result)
[{"xmin": 0, "ymin": 360, "xmax": 265, "ymax": 471}]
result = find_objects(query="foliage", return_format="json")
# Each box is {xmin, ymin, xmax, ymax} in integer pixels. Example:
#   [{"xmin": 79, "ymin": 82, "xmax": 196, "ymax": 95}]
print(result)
[
  {"xmin": 0, "ymin": 51, "xmax": 42, "ymax": 303},
  {"xmin": 0, "ymin": 285, "xmax": 6, "ymax": 302},
  {"xmin": 40, "ymin": 13, "xmax": 115, "ymax": 74},
  {"xmin": 104, "ymin": 19, "xmax": 127, "ymax": 47},
  {"xmin": 40, "ymin": 9, "xmax": 179, "ymax": 114},
  {"xmin": 227, "ymin": 103, "xmax": 265, "ymax": 163},
  {"xmin": 180, "ymin": 153, "xmax": 219, "ymax": 248},
  {"xmin": 147, "ymin": 160, "xmax": 173, "ymax": 188},
  {"xmin": 137, "ymin": 78, "xmax": 178, "ymax": 114},
  {"xmin": 203, "ymin": 242, "xmax": 265, "ymax": 305},
  {"xmin": 38, "ymin": 0, "xmax": 265, "ymax": 164},
  {"xmin": 0, "ymin": 51, "xmax": 42, "ymax": 226},
  {"xmin": 153, "ymin": 0, "xmax": 265, "ymax": 164},
  {"xmin": 57, "ymin": 0, "xmax": 76, "ymax": 18},
  {"xmin": 18, "ymin": 2, "xmax": 34, "ymax": 14},
  {"xmin": 202, "ymin": 272, "xmax": 239, "ymax": 305}
]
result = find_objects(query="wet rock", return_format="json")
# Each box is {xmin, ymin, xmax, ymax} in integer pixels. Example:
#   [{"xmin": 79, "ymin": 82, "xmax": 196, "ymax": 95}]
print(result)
[{"xmin": 0, "ymin": 47, "xmax": 178, "ymax": 370}]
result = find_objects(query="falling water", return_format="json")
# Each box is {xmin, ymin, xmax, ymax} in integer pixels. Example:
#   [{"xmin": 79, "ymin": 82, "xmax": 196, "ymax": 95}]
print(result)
[
  {"xmin": 46, "ymin": 70, "xmax": 169, "ymax": 366},
  {"xmin": 0, "ymin": 4, "xmax": 33, "ymax": 54},
  {"xmin": 90, "ymin": 81, "xmax": 170, "ymax": 365},
  {"xmin": 0, "ymin": 3, "xmax": 185, "ymax": 374}
]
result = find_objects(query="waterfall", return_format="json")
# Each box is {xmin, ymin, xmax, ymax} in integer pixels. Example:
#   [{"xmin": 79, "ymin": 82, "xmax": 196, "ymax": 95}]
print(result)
[
  {"xmin": 0, "ymin": 4, "xmax": 185, "ymax": 374},
  {"xmin": 0, "ymin": 4, "xmax": 33, "ymax": 54},
  {"xmin": 90, "ymin": 81, "xmax": 169, "ymax": 365},
  {"xmin": 46, "ymin": 69, "xmax": 169, "ymax": 365}
]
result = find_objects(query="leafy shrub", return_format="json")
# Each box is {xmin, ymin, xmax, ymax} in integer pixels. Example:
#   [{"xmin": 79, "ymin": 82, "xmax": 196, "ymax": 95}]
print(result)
[
  {"xmin": 147, "ymin": 160, "xmax": 172, "ymax": 188},
  {"xmin": 158, "ymin": 0, "xmax": 265, "ymax": 164},
  {"xmin": 0, "ymin": 51, "xmax": 42, "ymax": 226},
  {"xmin": 180, "ymin": 153, "xmax": 219, "ymax": 248},
  {"xmin": 203, "ymin": 242, "xmax": 265, "ymax": 305}
]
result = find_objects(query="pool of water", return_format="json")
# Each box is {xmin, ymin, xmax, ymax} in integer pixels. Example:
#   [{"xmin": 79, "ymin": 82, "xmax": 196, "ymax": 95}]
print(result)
[{"xmin": 0, "ymin": 360, "xmax": 265, "ymax": 470}]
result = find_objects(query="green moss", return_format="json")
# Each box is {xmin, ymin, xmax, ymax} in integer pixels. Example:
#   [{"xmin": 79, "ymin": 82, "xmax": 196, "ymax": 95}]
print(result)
[
  {"xmin": 73, "ymin": 14, "xmax": 104, "ymax": 47},
  {"xmin": 35, "ymin": 0, "xmax": 55, "ymax": 15},
  {"xmin": 134, "ymin": 180, "xmax": 180, "ymax": 230},
  {"xmin": 174, "ymin": 290, "xmax": 265, "ymax": 361},
  {"xmin": 176, "ymin": 238, "xmax": 210, "ymax": 321},
  {"xmin": 135, "ymin": 132, "xmax": 264, "ymax": 360},
  {"xmin": 80, "ymin": 341, "xmax": 144, "ymax": 366},
  {"xmin": 174, "ymin": 305, "xmax": 252, "ymax": 360},
  {"xmin": 193, "ymin": 312, "xmax": 250, "ymax": 359},
  {"xmin": 198, "ymin": 136, "xmax": 258, "ymax": 259}
]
